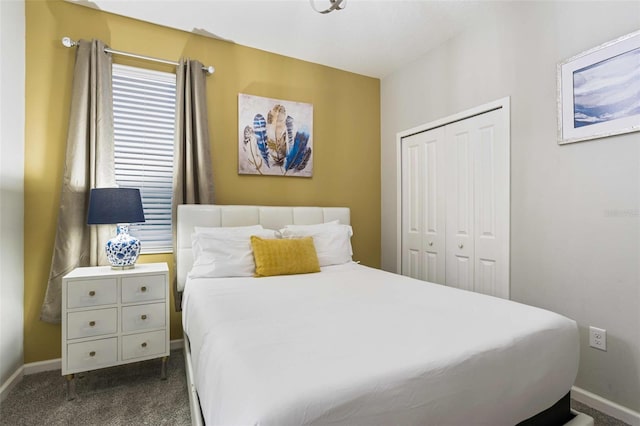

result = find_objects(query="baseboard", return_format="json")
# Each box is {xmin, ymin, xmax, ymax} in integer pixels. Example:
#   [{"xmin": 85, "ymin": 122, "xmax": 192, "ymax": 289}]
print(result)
[
  {"xmin": 170, "ymin": 338, "xmax": 184, "ymax": 350},
  {"xmin": 0, "ymin": 365, "xmax": 24, "ymax": 403},
  {"xmin": 23, "ymin": 358, "xmax": 61, "ymax": 375},
  {"xmin": 2, "ymin": 358, "xmax": 65, "ymax": 400},
  {"xmin": 572, "ymin": 386, "xmax": 640, "ymax": 426}
]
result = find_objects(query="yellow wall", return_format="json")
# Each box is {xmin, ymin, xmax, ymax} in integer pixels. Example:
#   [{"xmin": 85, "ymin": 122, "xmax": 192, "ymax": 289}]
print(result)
[{"xmin": 24, "ymin": 0, "xmax": 381, "ymax": 363}]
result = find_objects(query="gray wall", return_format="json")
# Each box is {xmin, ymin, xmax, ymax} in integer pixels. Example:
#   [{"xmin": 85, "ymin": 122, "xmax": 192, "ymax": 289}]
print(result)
[
  {"xmin": 381, "ymin": 1, "xmax": 639, "ymax": 412},
  {"xmin": 0, "ymin": 0, "xmax": 25, "ymax": 390}
]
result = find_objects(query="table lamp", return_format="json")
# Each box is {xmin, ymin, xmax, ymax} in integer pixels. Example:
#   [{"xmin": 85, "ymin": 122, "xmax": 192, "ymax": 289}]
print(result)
[{"xmin": 87, "ymin": 187, "xmax": 146, "ymax": 269}]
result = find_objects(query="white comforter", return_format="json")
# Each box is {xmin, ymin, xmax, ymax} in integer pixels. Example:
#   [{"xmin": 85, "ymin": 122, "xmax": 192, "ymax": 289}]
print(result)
[{"xmin": 182, "ymin": 263, "xmax": 579, "ymax": 426}]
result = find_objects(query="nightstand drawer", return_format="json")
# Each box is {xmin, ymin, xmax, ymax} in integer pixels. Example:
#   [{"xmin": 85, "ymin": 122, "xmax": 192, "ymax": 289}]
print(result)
[
  {"xmin": 67, "ymin": 308, "xmax": 117, "ymax": 339},
  {"xmin": 67, "ymin": 338, "xmax": 118, "ymax": 372},
  {"xmin": 122, "ymin": 303, "xmax": 165, "ymax": 332},
  {"xmin": 122, "ymin": 330, "xmax": 166, "ymax": 360},
  {"xmin": 67, "ymin": 278, "xmax": 117, "ymax": 308},
  {"xmin": 121, "ymin": 274, "xmax": 165, "ymax": 303}
]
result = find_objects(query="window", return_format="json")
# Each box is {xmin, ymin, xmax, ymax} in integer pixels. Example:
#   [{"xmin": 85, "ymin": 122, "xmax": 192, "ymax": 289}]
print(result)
[{"xmin": 112, "ymin": 64, "xmax": 176, "ymax": 253}]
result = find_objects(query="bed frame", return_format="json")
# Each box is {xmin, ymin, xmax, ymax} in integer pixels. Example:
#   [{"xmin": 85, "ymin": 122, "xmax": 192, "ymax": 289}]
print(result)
[{"xmin": 176, "ymin": 204, "xmax": 593, "ymax": 426}]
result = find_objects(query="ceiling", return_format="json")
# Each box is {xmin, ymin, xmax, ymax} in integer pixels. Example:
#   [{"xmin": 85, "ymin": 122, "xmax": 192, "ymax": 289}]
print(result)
[{"xmin": 69, "ymin": 0, "xmax": 506, "ymax": 79}]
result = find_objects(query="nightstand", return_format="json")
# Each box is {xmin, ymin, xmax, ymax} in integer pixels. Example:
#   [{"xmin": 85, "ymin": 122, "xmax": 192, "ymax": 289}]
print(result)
[{"xmin": 61, "ymin": 263, "xmax": 170, "ymax": 399}]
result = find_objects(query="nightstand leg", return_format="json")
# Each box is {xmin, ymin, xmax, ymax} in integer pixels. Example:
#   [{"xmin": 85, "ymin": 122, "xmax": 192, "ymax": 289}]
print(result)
[
  {"xmin": 65, "ymin": 374, "xmax": 76, "ymax": 400},
  {"xmin": 160, "ymin": 356, "xmax": 168, "ymax": 380}
]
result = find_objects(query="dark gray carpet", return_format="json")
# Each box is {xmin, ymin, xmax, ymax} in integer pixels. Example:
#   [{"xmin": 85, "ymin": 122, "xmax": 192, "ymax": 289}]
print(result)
[
  {"xmin": 571, "ymin": 400, "xmax": 630, "ymax": 426},
  {"xmin": 0, "ymin": 349, "xmax": 630, "ymax": 426},
  {"xmin": 0, "ymin": 349, "xmax": 190, "ymax": 425}
]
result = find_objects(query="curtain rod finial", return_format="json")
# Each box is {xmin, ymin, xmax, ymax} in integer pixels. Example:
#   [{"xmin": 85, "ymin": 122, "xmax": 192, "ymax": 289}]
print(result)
[
  {"xmin": 206, "ymin": 65, "xmax": 215, "ymax": 75},
  {"xmin": 62, "ymin": 37, "xmax": 77, "ymax": 48}
]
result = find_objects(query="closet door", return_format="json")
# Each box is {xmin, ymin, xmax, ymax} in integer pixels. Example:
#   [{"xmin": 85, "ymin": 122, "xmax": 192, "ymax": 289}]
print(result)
[
  {"xmin": 401, "ymin": 127, "xmax": 446, "ymax": 284},
  {"xmin": 444, "ymin": 120, "xmax": 475, "ymax": 291},
  {"xmin": 445, "ymin": 109, "xmax": 509, "ymax": 298}
]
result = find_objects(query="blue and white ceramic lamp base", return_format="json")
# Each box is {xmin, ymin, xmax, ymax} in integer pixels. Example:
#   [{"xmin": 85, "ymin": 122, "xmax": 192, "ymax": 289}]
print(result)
[{"xmin": 106, "ymin": 224, "xmax": 141, "ymax": 269}]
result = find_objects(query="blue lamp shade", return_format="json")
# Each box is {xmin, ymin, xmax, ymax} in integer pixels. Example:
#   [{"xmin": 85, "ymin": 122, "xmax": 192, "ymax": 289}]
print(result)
[
  {"xmin": 87, "ymin": 188, "xmax": 146, "ymax": 269},
  {"xmin": 87, "ymin": 188, "xmax": 145, "ymax": 225}
]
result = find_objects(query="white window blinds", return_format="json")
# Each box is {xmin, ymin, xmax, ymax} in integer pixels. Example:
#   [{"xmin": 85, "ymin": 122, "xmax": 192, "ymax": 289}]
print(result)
[{"xmin": 112, "ymin": 64, "xmax": 176, "ymax": 253}]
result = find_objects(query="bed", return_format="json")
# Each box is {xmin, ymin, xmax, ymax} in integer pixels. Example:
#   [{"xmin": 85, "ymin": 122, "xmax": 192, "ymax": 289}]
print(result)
[{"xmin": 177, "ymin": 204, "xmax": 593, "ymax": 426}]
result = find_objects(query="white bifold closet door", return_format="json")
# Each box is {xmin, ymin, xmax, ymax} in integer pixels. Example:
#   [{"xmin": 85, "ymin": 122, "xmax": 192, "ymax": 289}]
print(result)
[
  {"xmin": 401, "ymin": 127, "xmax": 446, "ymax": 284},
  {"xmin": 401, "ymin": 108, "xmax": 509, "ymax": 298}
]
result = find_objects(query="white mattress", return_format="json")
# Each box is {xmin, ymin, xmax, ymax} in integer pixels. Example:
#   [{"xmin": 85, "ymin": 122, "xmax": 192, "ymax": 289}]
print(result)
[{"xmin": 182, "ymin": 263, "xmax": 579, "ymax": 426}]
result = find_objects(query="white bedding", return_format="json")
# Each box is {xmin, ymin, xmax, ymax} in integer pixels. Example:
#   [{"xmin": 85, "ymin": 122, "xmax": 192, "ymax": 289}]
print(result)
[{"xmin": 182, "ymin": 263, "xmax": 579, "ymax": 426}]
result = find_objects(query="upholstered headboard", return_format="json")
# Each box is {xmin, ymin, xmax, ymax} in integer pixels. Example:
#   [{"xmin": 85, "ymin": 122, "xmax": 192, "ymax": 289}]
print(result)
[{"xmin": 176, "ymin": 205, "xmax": 351, "ymax": 291}]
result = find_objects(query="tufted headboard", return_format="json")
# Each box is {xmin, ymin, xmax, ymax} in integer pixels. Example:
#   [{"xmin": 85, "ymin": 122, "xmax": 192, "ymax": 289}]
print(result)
[{"xmin": 176, "ymin": 205, "xmax": 351, "ymax": 291}]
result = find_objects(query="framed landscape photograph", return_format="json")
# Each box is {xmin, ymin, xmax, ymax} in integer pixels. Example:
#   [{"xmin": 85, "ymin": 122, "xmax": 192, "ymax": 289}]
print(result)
[
  {"xmin": 238, "ymin": 94, "xmax": 313, "ymax": 177},
  {"xmin": 557, "ymin": 30, "xmax": 640, "ymax": 144}
]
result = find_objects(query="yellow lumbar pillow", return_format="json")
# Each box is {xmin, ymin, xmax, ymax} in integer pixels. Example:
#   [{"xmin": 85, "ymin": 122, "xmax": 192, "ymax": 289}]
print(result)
[{"xmin": 251, "ymin": 236, "xmax": 321, "ymax": 277}]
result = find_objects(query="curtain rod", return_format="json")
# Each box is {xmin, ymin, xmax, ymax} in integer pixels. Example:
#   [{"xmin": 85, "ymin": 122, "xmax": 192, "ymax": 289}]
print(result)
[{"xmin": 61, "ymin": 37, "xmax": 215, "ymax": 75}]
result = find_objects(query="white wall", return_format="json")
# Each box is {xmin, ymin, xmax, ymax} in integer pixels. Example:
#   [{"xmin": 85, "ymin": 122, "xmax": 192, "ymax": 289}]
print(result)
[
  {"xmin": 381, "ymin": 1, "xmax": 639, "ymax": 413},
  {"xmin": 0, "ymin": 0, "xmax": 25, "ymax": 389}
]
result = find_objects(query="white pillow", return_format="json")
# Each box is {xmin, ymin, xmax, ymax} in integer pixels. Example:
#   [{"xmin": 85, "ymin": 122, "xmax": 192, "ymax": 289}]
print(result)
[
  {"xmin": 280, "ymin": 222, "xmax": 353, "ymax": 266},
  {"xmin": 192, "ymin": 225, "xmax": 266, "ymax": 260},
  {"xmin": 189, "ymin": 228, "xmax": 277, "ymax": 278}
]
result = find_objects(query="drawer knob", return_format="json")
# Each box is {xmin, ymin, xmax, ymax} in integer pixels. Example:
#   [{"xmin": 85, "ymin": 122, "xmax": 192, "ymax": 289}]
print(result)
[
  {"xmin": 89, "ymin": 351, "xmax": 96, "ymax": 357},
  {"xmin": 458, "ymin": 243, "xmax": 464, "ymax": 249},
  {"xmin": 141, "ymin": 314, "xmax": 147, "ymax": 320},
  {"xmin": 141, "ymin": 342, "xmax": 147, "ymax": 348},
  {"xmin": 89, "ymin": 290, "xmax": 96, "ymax": 297},
  {"xmin": 141, "ymin": 286, "xmax": 147, "ymax": 292},
  {"xmin": 89, "ymin": 321, "xmax": 96, "ymax": 327}
]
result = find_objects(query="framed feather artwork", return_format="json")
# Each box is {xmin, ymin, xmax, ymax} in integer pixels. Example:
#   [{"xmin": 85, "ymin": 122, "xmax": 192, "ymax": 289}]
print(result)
[{"xmin": 238, "ymin": 93, "xmax": 313, "ymax": 177}]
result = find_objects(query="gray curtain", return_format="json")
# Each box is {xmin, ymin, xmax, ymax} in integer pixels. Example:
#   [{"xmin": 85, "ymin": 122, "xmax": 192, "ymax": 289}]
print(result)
[
  {"xmin": 40, "ymin": 40, "xmax": 116, "ymax": 324},
  {"xmin": 172, "ymin": 59, "xmax": 215, "ymax": 311}
]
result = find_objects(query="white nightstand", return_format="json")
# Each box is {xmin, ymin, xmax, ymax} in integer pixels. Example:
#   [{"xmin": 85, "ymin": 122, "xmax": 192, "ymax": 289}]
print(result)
[{"xmin": 61, "ymin": 263, "xmax": 170, "ymax": 399}]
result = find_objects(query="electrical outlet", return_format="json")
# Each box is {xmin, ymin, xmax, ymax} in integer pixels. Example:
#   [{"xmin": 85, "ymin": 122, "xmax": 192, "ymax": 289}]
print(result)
[{"xmin": 589, "ymin": 326, "xmax": 607, "ymax": 351}]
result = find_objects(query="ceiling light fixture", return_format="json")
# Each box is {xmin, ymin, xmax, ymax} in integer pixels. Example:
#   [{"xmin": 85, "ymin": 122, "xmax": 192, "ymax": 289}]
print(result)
[{"xmin": 310, "ymin": 0, "xmax": 346, "ymax": 14}]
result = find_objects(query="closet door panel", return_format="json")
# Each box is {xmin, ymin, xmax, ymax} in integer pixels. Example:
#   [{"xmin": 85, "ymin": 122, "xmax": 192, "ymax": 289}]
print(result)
[
  {"xmin": 424, "ymin": 251, "xmax": 439, "ymax": 283},
  {"xmin": 477, "ymin": 259, "xmax": 497, "ymax": 296},
  {"xmin": 473, "ymin": 110, "xmax": 509, "ymax": 298},
  {"xmin": 401, "ymin": 128, "xmax": 445, "ymax": 283},
  {"xmin": 406, "ymin": 249, "xmax": 421, "ymax": 280},
  {"xmin": 452, "ymin": 254, "xmax": 473, "ymax": 291},
  {"xmin": 445, "ymin": 126, "xmax": 474, "ymax": 290},
  {"xmin": 422, "ymin": 134, "xmax": 445, "ymax": 283},
  {"xmin": 402, "ymin": 142, "xmax": 422, "ymax": 280}
]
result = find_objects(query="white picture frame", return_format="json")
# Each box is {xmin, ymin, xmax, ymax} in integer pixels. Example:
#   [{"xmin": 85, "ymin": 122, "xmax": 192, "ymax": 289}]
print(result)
[
  {"xmin": 238, "ymin": 93, "xmax": 313, "ymax": 177},
  {"xmin": 557, "ymin": 30, "xmax": 640, "ymax": 145}
]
